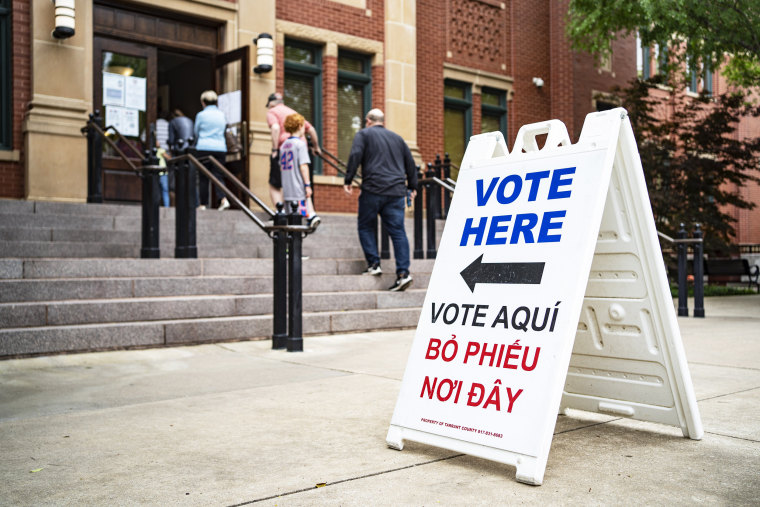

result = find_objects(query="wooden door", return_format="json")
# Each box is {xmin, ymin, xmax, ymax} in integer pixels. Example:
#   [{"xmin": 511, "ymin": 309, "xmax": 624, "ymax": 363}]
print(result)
[
  {"xmin": 94, "ymin": 37, "xmax": 157, "ymax": 202},
  {"xmin": 213, "ymin": 47, "xmax": 250, "ymax": 204}
]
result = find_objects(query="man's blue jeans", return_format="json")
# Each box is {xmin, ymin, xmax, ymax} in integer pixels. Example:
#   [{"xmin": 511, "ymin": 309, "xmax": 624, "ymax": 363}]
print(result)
[{"xmin": 357, "ymin": 190, "xmax": 410, "ymax": 275}]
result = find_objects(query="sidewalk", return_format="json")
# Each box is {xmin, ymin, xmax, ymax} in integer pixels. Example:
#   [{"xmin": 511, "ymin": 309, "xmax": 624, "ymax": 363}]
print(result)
[{"xmin": 1, "ymin": 295, "xmax": 758, "ymax": 506}]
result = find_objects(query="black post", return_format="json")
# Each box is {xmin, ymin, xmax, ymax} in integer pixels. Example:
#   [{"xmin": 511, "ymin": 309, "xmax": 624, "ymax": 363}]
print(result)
[
  {"xmin": 287, "ymin": 202, "xmax": 304, "ymax": 352},
  {"xmin": 425, "ymin": 163, "xmax": 437, "ymax": 259},
  {"xmin": 140, "ymin": 149, "xmax": 161, "ymax": 259},
  {"xmin": 413, "ymin": 167, "xmax": 424, "ymax": 259},
  {"xmin": 86, "ymin": 111, "xmax": 103, "ymax": 203},
  {"xmin": 272, "ymin": 203, "xmax": 288, "ymax": 349},
  {"xmin": 433, "ymin": 154, "xmax": 443, "ymax": 219},
  {"xmin": 174, "ymin": 159, "xmax": 187, "ymax": 258},
  {"xmin": 693, "ymin": 223, "xmax": 705, "ymax": 318},
  {"xmin": 174, "ymin": 155, "xmax": 197, "ymax": 258},
  {"xmin": 443, "ymin": 153, "xmax": 452, "ymax": 217},
  {"xmin": 677, "ymin": 223, "xmax": 688, "ymax": 317}
]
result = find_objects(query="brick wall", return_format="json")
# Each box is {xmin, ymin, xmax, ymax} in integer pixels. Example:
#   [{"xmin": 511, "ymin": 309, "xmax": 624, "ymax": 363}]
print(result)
[
  {"xmin": 276, "ymin": 0, "xmax": 384, "ymax": 41},
  {"xmin": 0, "ymin": 0, "xmax": 30, "ymax": 199},
  {"xmin": 416, "ymin": 0, "xmax": 445, "ymax": 165}
]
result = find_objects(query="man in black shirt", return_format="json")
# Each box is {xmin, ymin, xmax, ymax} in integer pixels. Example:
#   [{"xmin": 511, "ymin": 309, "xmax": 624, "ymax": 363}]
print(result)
[{"xmin": 344, "ymin": 109, "xmax": 418, "ymax": 291}]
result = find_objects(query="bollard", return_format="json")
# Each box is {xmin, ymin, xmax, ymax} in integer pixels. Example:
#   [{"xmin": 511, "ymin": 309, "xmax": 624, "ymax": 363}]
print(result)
[
  {"xmin": 443, "ymin": 153, "xmax": 452, "ymax": 217},
  {"xmin": 140, "ymin": 149, "xmax": 161, "ymax": 259},
  {"xmin": 677, "ymin": 223, "xmax": 688, "ymax": 317},
  {"xmin": 287, "ymin": 202, "xmax": 304, "ymax": 352},
  {"xmin": 413, "ymin": 167, "xmax": 424, "ymax": 259},
  {"xmin": 174, "ymin": 155, "xmax": 197, "ymax": 258},
  {"xmin": 693, "ymin": 224, "xmax": 705, "ymax": 318},
  {"xmin": 86, "ymin": 111, "xmax": 103, "ymax": 203},
  {"xmin": 272, "ymin": 203, "xmax": 288, "ymax": 349},
  {"xmin": 425, "ymin": 163, "xmax": 437, "ymax": 259},
  {"xmin": 434, "ymin": 154, "xmax": 443, "ymax": 219}
]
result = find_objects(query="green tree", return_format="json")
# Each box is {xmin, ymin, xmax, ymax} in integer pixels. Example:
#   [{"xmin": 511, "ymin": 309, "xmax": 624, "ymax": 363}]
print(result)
[
  {"xmin": 618, "ymin": 77, "xmax": 760, "ymax": 254},
  {"xmin": 566, "ymin": 0, "xmax": 760, "ymax": 88}
]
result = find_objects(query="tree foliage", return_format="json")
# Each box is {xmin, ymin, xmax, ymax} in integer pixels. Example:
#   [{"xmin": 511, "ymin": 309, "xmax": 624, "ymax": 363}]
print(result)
[
  {"xmin": 618, "ymin": 77, "xmax": 760, "ymax": 254},
  {"xmin": 567, "ymin": 0, "xmax": 760, "ymax": 88}
]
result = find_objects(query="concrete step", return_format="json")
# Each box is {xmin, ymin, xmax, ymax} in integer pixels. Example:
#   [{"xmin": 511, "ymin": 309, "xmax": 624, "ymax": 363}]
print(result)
[
  {"xmin": 0, "ymin": 306, "xmax": 423, "ymax": 357},
  {"xmin": 3, "ymin": 258, "xmax": 435, "ymax": 279},
  {"xmin": 0, "ymin": 289, "xmax": 427, "ymax": 327}
]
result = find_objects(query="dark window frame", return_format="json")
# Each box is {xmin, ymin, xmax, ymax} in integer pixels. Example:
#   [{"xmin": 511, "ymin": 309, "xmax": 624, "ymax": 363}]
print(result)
[
  {"xmin": 284, "ymin": 38, "xmax": 322, "ymax": 173},
  {"xmin": 443, "ymin": 79, "xmax": 472, "ymax": 178},
  {"xmin": 480, "ymin": 87, "xmax": 507, "ymax": 139},
  {"xmin": 336, "ymin": 50, "xmax": 372, "ymax": 163},
  {"xmin": 0, "ymin": 0, "xmax": 12, "ymax": 150}
]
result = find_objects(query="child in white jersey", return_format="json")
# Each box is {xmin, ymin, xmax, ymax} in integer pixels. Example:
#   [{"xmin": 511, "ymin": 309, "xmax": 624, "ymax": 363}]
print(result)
[{"xmin": 280, "ymin": 113, "xmax": 320, "ymax": 228}]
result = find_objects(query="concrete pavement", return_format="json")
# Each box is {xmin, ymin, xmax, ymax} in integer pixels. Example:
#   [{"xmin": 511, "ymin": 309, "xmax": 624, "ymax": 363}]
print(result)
[{"xmin": 1, "ymin": 295, "xmax": 759, "ymax": 505}]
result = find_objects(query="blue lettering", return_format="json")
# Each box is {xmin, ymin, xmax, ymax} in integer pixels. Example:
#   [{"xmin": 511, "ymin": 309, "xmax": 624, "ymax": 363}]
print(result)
[
  {"xmin": 475, "ymin": 178, "xmax": 499, "ymax": 206},
  {"xmin": 510, "ymin": 213, "xmax": 538, "ymax": 244},
  {"xmin": 460, "ymin": 217, "xmax": 488, "ymax": 246},
  {"xmin": 524, "ymin": 171, "xmax": 551, "ymax": 201},
  {"xmin": 548, "ymin": 167, "xmax": 575, "ymax": 199},
  {"xmin": 485, "ymin": 215, "xmax": 512, "ymax": 245},
  {"xmin": 496, "ymin": 175, "xmax": 522, "ymax": 205},
  {"xmin": 538, "ymin": 210, "xmax": 566, "ymax": 242}
]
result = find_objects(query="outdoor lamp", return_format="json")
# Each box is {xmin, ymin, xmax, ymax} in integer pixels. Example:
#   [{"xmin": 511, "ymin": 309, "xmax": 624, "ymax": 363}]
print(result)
[
  {"xmin": 532, "ymin": 77, "xmax": 545, "ymax": 88},
  {"xmin": 253, "ymin": 33, "xmax": 274, "ymax": 74},
  {"xmin": 52, "ymin": 0, "xmax": 75, "ymax": 39}
]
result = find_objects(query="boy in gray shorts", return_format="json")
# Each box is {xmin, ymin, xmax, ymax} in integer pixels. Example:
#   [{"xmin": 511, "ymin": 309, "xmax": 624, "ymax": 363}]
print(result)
[{"xmin": 280, "ymin": 113, "xmax": 320, "ymax": 228}]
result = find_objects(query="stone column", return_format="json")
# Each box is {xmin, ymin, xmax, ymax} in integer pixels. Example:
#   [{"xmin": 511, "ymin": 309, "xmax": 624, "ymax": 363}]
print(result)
[
  {"xmin": 24, "ymin": 1, "xmax": 92, "ymax": 201},
  {"xmin": 384, "ymin": 0, "xmax": 419, "ymax": 161},
  {"xmin": 239, "ymin": 0, "xmax": 277, "ymax": 204}
]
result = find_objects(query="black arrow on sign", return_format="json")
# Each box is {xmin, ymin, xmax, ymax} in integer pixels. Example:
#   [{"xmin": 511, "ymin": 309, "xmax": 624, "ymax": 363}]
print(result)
[{"xmin": 460, "ymin": 254, "xmax": 545, "ymax": 292}]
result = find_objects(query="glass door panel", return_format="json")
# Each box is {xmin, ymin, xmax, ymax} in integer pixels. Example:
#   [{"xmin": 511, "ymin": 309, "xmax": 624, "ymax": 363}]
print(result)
[{"xmin": 94, "ymin": 38, "xmax": 156, "ymax": 202}]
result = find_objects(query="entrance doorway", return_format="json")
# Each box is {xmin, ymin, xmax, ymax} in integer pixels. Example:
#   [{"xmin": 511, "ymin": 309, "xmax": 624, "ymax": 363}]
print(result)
[{"xmin": 93, "ymin": 2, "xmax": 249, "ymax": 204}]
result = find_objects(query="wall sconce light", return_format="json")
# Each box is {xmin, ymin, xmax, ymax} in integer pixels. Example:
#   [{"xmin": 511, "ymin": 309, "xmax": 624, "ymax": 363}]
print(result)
[
  {"xmin": 253, "ymin": 33, "xmax": 274, "ymax": 74},
  {"xmin": 52, "ymin": 0, "xmax": 75, "ymax": 39},
  {"xmin": 532, "ymin": 77, "xmax": 544, "ymax": 88}
]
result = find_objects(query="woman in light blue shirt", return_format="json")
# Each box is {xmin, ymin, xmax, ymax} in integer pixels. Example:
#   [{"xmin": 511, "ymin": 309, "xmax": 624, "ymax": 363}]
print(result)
[{"xmin": 194, "ymin": 90, "xmax": 230, "ymax": 210}]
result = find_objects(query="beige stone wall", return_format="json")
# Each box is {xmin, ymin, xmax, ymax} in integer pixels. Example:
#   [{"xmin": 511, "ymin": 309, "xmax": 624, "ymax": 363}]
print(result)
[
  {"xmin": 24, "ymin": 0, "xmax": 92, "ymax": 201},
  {"xmin": 239, "ymin": 0, "xmax": 276, "ymax": 207},
  {"xmin": 384, "ymin": 0, "xmax": 417, "ymax": 160}
]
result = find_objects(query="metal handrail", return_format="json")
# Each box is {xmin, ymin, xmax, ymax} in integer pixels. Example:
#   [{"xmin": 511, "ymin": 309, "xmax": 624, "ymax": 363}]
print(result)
[
  {"xmin": 168, "ymin": 153, "xmax": 316, "ymax": 237},
  {"xmin": 83, "ymin": 120, "xmax": 144, "ymax": 173},
  {"xmin": 420, "ymin": 175, "xmax": 455, "ymax": 193},
  {"xmin": 658, "ymin": 231, "xmax": 703, "ymax": 244},
  {"xmin": 314, "ymin": 147, "xmax": 362, "ymax": 184}
]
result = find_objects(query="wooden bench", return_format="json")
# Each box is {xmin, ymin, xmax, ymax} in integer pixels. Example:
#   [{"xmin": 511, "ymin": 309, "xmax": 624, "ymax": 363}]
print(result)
[{"xmin": 704, "ymin": 258, "xmax": 760, "ymax": 291}]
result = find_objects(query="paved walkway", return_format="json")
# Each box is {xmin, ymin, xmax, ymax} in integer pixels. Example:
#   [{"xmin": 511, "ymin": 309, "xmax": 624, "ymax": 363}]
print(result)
[{"xmin": 1, "ymin": 295, "xmax": 758, "ymax": 506}]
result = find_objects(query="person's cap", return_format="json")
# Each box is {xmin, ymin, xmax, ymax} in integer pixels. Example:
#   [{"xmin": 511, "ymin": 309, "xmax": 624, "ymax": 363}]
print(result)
[{"xmin": 266, "ymin": 92, "xmax": 281, "ymax": 107}]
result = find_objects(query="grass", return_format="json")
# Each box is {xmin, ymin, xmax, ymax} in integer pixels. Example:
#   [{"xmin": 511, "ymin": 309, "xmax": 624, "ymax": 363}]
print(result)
[{"xmin": 670, "ymin": 284, "xmax": 757, "ymax": 297}]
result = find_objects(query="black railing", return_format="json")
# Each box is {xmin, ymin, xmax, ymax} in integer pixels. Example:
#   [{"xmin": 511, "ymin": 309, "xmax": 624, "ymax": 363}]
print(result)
[
  {"xmin": 84, "ymin": 113, "xmax": 316, "ymax": 352},
  {"xmin": 414, "ymin": 155, "xmax": 456, "ymax": 259},
  {"xmin": 659, "ymin": 223, "xmax": 705, "ymax": 318}
]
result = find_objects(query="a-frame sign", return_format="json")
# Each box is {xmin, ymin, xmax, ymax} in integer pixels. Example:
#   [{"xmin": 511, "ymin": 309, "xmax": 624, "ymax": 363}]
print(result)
[{"xmin": 386, "ymin": 109, "xmax": 702, "ymax": 486}]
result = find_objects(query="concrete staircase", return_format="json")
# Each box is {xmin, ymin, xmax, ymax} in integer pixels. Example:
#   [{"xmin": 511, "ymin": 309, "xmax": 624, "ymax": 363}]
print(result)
[{"xmin": 0, "ymin": 199, "xmax": 441, "ymax": 357}]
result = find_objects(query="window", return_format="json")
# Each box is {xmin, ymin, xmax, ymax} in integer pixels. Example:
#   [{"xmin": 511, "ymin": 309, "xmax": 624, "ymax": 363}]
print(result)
[
  {"xmin": 444, "ymin": 80, "xmax": 471, "ymax": 179},
  {"xmin": 480, "ymin": 88, "xmax": 506, "ymax": 140},
  {"xmin": 284, "ymin": 39, "xmax": 322, "ymax": 173},
  {"xmin": 337, "ymin": 51, "xmax": 371, "ymax": 163},
  {"xmin": 0, "ymin": 0, "xmax": 11, "ymax": 150}
]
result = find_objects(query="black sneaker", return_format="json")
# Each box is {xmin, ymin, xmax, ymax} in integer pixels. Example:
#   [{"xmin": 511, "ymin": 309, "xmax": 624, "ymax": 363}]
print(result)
[
  {"xmin": 389, "ymin": 273, "xmax": 413, "ymax": 292},
  {"xmin": 308, "ymin": 215, "xmax": 321, "ymax": 229},
  {"xmin": 362, "ymin": 264, "xmax": 382, "ymax": 276}
]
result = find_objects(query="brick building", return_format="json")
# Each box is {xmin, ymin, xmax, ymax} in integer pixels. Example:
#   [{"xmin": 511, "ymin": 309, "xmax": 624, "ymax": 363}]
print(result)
[{"xmin": 2, "ymin": 0, "xmax": 758, "ymax": 247}]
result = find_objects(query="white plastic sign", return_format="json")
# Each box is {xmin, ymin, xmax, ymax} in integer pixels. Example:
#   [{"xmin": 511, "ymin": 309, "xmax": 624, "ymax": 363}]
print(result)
[{"xmin": 387, "ymin": 109, "xmax": 702, "ymax": 485}]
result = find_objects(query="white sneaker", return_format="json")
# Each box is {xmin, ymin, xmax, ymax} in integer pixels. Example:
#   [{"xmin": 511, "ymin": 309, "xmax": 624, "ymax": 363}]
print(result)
[
  {"xmin": 389, "ymin": 273, "xmax": 413, "ymax": 292},
  {"xmin": 218, "ymin": 198, "xmax": 230, "ymax": 211},
  {"xmin": 362, "ymin": 264, "xmax": 382, "ymax": 276}
]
